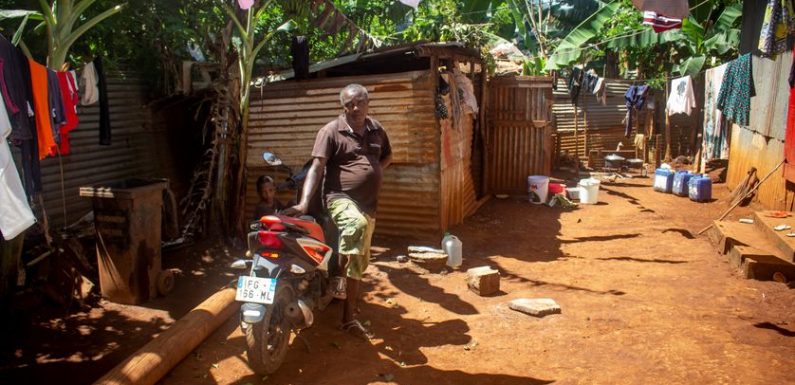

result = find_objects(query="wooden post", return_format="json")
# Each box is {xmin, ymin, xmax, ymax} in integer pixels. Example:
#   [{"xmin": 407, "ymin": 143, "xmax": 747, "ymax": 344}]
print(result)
[
  {"xmin": 664, "ymin": 78, "xmax": 672, "ymax": 162},
  {"xmin": 93, "ymin": 288, "xmax": 239, "ymax": 385}
]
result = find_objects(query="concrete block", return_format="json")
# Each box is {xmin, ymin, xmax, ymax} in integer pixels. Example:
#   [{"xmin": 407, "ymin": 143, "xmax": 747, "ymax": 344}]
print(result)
[
  {"xmin": 467, "ymin": 266, "xmax": 500, "ymax": 296},
  {"xmin": 509, "ymin": 298, "xmax": 561, "ymax": 317}
]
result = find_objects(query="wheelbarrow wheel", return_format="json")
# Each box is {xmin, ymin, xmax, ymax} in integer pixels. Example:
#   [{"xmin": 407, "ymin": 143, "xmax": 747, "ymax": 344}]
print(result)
[{"xmin": 157, "ymin": 269, "xmax": 175, "ymax": 296}]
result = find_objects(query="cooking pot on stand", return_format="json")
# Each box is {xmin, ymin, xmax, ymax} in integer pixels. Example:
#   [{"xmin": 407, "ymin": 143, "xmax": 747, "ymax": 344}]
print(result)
[{"xmin": 604, "ymin": 154, "xmax": 625, "ymax": 170}]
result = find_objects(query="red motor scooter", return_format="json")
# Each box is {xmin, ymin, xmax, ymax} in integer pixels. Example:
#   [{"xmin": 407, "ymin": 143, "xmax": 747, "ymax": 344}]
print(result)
[{"xmin": 231, "ymin": 152, "xmax": 337, "ymax": 374}]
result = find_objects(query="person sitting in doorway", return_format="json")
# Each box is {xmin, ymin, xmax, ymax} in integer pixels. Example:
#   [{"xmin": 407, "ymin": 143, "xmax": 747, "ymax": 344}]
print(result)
[{"xmin": 253, "ymin": 175, "xmax": 284, "ymax": 220}]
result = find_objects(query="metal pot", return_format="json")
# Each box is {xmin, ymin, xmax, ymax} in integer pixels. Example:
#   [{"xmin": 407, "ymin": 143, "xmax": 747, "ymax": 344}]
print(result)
[{"xmin": 604, "ymin": 154, "xmax": 625, "ymax": 169}]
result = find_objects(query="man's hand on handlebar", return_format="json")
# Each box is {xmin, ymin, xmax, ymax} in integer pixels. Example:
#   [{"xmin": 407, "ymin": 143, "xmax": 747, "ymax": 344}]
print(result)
[{"xmin": 280, "ymin": 203, "xmax": 307, "ymax": 217}]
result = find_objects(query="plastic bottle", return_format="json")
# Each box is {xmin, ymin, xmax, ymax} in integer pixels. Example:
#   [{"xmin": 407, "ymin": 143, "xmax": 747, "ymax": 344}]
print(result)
[{"xmin": 442, "ymin": 233, "xmax": 463, "ymax": 268}]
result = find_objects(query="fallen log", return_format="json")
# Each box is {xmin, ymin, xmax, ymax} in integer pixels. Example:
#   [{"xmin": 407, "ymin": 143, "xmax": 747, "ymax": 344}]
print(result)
[{"xmin": 93, "ymin": 287, "xmax": 239, "ymax": 385}]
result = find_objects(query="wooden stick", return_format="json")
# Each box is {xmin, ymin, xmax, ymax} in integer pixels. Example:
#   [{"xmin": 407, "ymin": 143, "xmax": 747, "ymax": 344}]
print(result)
[
  {"xmin": 697, "ymin": 160, "xmax": 785, "ymax": 235},
  {"xmin": 93, "ymin": 288, "xmax": 239, "ymax": 385}
]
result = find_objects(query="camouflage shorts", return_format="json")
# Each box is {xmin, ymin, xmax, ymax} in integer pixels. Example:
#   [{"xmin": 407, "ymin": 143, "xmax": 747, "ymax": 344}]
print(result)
[{"xmin": 327, "ymin": 198, "xmax": 376, "ymax": 281}]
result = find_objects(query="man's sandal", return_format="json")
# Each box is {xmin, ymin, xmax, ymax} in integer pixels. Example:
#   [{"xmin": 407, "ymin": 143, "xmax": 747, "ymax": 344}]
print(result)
[
  {"xmin": 340, "ymin": 320, "xmax": 373, "ymax": 341},
  {"xmin": 330, "ymin": 277, "xmax": 347, "ymax": 300}
]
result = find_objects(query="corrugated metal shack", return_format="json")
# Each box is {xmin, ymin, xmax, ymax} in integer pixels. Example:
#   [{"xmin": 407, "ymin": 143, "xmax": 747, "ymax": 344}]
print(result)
[{"xmin": 245, "ymin": 43, "xmax": 486, "ymax": 238}]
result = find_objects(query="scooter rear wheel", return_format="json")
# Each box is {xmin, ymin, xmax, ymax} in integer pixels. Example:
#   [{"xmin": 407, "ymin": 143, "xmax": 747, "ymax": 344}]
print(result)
[{"xmin": 245, "ymin": 286, "xmax": 293, "ymax": 374}]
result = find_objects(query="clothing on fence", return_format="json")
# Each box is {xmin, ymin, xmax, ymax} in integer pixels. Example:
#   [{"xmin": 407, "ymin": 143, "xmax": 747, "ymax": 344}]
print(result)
[
  {"xmin": 593, "ymin": 77, "xmax": 607, "ymax": 105},
  {"xmin": 0, "ymin": 35, "xmax": 34, "ymax": 143},
  {"xmin": 666, "ymin": 75, "xmax": 696, "ymax": 116},
  {"xmin": 28, "ymin": 59, "xmax": 57, "ymax": 160},
  {"xmin": 56, "ymin": 71, "xmax": 79, "ymax": 155},
  {"xmin": 624, "ymin": 84, "xmax": 650, "ymax": 137},
  {"xmin": 0, "ymin": 92, "xmax": 36, "ymax": 240},
  {"xmin": 80, "ymin": 61, "xmax": 99, "ymax": 106},
  {"xmin": 758, "ymin": 0, "xmax": 795, "ymax": 57},
  {"xmin": 784, "ymin": 45, "xmax": 795, "ymax": 182},
  {"xmin": 701, "ymin": 64, "xmax": 729, "ymax": 172},
  {"xmin": 567, "ymin": 67, "xmax": 583, "ymax": 105},
  {"xmin": 717, "ymin": 54, "xmax": 754, "ymax": 127},
  {"xmin": 94, "ymin": 57, "xmax": 111, "ymax": 146}
]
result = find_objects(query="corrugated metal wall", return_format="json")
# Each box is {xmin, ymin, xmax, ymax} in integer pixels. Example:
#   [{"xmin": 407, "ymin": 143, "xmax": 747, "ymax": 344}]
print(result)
[
  {"xmin": 24, "ymin": 73, "xmax": 158, "ymax": 227},
  {"xmin": 553, "ymin": 77, "xmax": 696, "ymax": 163},
  {"xmin": 553, "ymin": 78, "xmax": 647, "ymax": 159},
  {"xmin": 485, "ymin": 76, "xmax": 554, "ymax": 194},
  {"xmin": 439, "ymin": 87, "xmax": 477, "ymax": 230},
  {"xmin": 245, "ymin": 71, "xmax": 442, "ymax": 237},
  {"xmin": 727, "ymin": 54, "xmax": 794, "ymax": 210}
]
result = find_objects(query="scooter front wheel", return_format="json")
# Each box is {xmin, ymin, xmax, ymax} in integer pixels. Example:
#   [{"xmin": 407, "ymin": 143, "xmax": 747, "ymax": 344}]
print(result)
[{"xmin": 245, "ymin": 285, "xmax": 293, "ymax": 374}]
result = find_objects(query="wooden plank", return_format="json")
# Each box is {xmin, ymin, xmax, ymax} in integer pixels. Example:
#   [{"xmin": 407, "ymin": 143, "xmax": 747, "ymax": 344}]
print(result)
[
  {"xmin": 741, "ymin": 255, "xmax": 795, "ymax": 281},
  {"xmin": 753, "ymin": 211, "xmax": 795, "ymax": 262}
]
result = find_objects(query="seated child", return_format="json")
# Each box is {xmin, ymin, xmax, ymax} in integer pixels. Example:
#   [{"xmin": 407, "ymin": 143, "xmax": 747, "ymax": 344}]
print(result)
[{"xmin": 253, "ymin": 175, "xmax": 285, "ymax": 220}]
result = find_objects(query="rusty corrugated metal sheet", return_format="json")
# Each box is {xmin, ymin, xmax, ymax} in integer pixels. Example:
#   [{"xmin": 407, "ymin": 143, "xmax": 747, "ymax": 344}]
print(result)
[
  {"xmin": 245, "ymin": 71, "xmax": 443, "ymax": 237},
  {"xmin": 30, "ymin": 74, "xmax": 157, "ymax": 226},
  {"xmin": 553, "ymin": 77, "xmax": 697, "ymax": 161},
  {"xmin": 486, "ymin": 76, "xmax": 554, "ymax": 194},
  {"xmin": 727, "ymin": 54, "xmax": 794, "ymax": 210},
  {"xmin": 439, "ymin": 89, "xmax": 476, "ymax": 230}
]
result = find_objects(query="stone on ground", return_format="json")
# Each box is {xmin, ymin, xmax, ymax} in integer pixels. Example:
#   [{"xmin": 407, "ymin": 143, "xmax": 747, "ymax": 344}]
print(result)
[
  {"xmin": 466, "ymin": 266, "xmax": 500, "ymax": 296},
  {"xmin": 509, "ymin": 298, "xmax": 561, "ymax": 317}
]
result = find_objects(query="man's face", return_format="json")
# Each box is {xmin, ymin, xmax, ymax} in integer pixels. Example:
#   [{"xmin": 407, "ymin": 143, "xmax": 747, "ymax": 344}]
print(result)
[
  {"xmin": 342, "ymin": 89, "xmax": 368, "ymax": 126},
  {"xmin": 258, "ymin": 182, "xmax": 275, "ymax": 202}
]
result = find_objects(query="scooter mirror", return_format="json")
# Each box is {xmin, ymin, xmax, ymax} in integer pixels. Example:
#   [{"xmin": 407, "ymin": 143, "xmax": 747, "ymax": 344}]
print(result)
[
  {"xmin": 262, "ymin": 152, "xmax": 283, "ymax": 166},
  {"xmin": 230, "ymin": 259, "xmax": 250, "ymax": 269}
]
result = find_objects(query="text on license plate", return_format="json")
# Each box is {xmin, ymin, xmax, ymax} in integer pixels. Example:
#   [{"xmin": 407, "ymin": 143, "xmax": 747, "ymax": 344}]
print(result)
[{"xmin": 235, "ymin": 276, "xmax": 277, "ymax": 304}]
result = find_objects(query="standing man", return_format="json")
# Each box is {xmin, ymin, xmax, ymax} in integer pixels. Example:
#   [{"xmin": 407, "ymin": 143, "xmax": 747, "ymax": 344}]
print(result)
[{"xmin": 284, "ymin": 84, "xmax": 391, "ymax": 340}]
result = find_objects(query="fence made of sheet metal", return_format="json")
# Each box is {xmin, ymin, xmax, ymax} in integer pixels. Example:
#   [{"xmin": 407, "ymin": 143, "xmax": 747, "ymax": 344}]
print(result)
[
  {"xmin": 485, "ymin": 76, "xmax": 554, "ymax": 194},
  {"xmin": 728, "ymin": 54, "xmax": 794, "ymax": 210},
  {"xmin": 30, "ymin": 73, "xmax": 158, "ymax": 227}
]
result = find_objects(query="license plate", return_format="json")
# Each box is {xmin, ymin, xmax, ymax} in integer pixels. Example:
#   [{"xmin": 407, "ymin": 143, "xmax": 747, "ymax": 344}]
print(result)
[{"xmin": 235, "ymin": 276, "xmax": 277, "ymax": 304}]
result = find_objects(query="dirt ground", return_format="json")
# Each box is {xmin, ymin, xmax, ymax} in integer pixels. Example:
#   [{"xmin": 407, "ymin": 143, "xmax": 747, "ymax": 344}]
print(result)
[{"xmin": 3, "ymin": 176, "xmax": 795, "ymax": 385}]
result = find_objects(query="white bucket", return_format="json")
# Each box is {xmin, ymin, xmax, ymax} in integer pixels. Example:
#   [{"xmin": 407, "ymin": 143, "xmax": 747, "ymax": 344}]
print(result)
[
  {"xmin": 527, "ymin": 175, "xmax": 549, "ymax": 204},
  {"xmin": 578, "ymin": 178, "xmax": 601, "ymax": 204}
]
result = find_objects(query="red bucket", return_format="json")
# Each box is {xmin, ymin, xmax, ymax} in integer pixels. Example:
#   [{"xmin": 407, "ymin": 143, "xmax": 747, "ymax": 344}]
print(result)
[{"xmin": 548, "ymin": 183, "xmax": 566, "ymax": 195}]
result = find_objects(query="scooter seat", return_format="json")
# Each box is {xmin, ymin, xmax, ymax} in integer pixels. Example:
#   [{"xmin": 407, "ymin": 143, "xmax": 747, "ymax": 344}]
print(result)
[{"xmin": 279, "ymin": 215, "xmax": 325, "ymax": 242}]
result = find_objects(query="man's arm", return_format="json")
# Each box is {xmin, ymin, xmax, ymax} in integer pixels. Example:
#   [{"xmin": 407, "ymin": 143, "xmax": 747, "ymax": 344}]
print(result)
[
  {"xmin": 283, "ymin": 157, "xmax": 327, "ymax": 216},
  {"xmin": 380, "ymin": 154, "xmax": 392, "ymax": 170}
]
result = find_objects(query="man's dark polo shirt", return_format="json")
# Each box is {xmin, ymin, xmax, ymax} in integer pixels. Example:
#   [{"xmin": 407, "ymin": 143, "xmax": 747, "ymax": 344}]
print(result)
[{"xmin": 311, "ymin": 114, "xmax": 392, "ymax": 217}]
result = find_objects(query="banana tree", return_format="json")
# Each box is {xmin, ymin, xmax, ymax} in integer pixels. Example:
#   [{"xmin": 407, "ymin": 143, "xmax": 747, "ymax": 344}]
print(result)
[{"xmin": 37, "ymin": 0, "xmax": 126, "ymax": 69}]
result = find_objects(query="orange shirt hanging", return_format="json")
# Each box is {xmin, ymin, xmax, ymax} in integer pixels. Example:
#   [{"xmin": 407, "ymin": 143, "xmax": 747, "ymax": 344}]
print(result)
[{"xmin": 28, "ymin": 59, "xmax": 56, "ymax": 159}]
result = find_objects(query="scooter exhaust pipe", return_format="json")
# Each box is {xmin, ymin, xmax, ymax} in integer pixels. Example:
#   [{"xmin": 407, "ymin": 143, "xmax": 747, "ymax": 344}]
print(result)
[{"xmin": 285, "ymin": 299, "xmax": 314, "ymax": 328}]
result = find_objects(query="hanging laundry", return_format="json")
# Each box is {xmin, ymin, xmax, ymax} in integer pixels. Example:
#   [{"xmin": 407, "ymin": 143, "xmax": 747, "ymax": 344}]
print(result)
[
  {"xmin": 624, "ymin": 84, "xmax": 650, "ymax": 137},
  {"xmin": 0, "ymin": 92, "xmax": 36, "ymax": 240},
  {"xmin": 28, "ymin": 59, "xmax": 57, "ymax": 160},
  {"xmin": 702, "ymin": 64, "xmax": 729, "ymax": 172},
  {"xmin": 551, "ymin": 70, "xmax": 558, "ymax": 91},
  {"xmin": 398, "ymin": 0, "xmax": 421, "ymax": 8},
  {"xmin": 758, "ymin": 0, "xmax": 795, "ymax": 57},
  {"xmin": 567, "ymin": 67, "xmax": 583, "ymax": 105},
  {"xmin": 642, "ymin": 11, "xmax": 683, "ymax": 32},
  {"xmin": 593, "ymin": 77, "xmax": 607, "ymax": 106},
  {"xmin": 94, "ymin": 57, "xmax": 111, "ymax": 146},
  {"xmin": 238, "ymin": 0, "xmax": 254, "ymax": 10},
  {"xmin": 0, "ymin": 34, "xmax": 34, "ymax": 143},
  {"xmin": 47, "ymin": 69, "xmax": 66, "ymax": 144},
  {"xmin": 631, "ymin": 0, "xmax": 689, "ymax": 19},
  {"xmin": 80, "ymin": 61, "xmax": 99, "ymax": 105},
  {"xmin": 666, "ymin": 75, "xmax": 696, "ymax": 116},
  {"xmin": 784, "ymin": 44, "xmax": 795, "ymax": 182},
  {"xmin": 717, "ymin": 54, "xmax": 754, "ymax": 127},
  {"xmin": 583, "ymin": 71, "xmax": 599, "ymax": 94},
  {"xmin": 57, "ymin": 71, "xmax": 79, "ymax": 155}
]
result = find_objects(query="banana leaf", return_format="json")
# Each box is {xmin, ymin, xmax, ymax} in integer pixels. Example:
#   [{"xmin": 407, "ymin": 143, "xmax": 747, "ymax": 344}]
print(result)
[
  {"xmin": 675, "ymin": 55, "xmax": 706, "ymax": 77},
  {"xmin": 545, "ymin": 1, "xmax": 621, "ymax": 70},
  {"xmin": 0, "ymin": 9, "xmax": 43, "ymax": 21}
]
